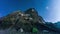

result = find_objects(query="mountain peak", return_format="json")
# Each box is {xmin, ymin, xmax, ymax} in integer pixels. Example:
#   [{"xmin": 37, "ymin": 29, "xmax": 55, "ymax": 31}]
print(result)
[
  {"xmin": 25, "ymin": 8, "xmax": 38, "ymax": 14},
  {"xmin": 0, "ymin": 8, "xmax": 46, "ymax": 32}
]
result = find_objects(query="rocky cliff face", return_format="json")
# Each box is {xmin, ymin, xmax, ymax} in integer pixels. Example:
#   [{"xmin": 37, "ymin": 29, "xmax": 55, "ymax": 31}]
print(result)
[
  {"xmin": 0, "ymin": 8, "xmax": 59, "ymax": 33},
  {"xmin": 0, "ymin": 8, "xmax": 45, "ymax": 31}
]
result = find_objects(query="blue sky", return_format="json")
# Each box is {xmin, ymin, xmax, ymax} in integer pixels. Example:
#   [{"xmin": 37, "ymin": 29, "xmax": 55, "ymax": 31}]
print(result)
[{"xmin": 0, "ymin": 0, "xmax": 60, "ymax": 23}]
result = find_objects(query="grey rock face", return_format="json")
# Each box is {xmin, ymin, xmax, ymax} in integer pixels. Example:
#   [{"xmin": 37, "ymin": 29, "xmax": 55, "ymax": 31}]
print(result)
[
  {"xmin": 1, "ymin": 8, "xmax": 58, "ymax": 33},
  {"xmin": 0, "ymin": 8, "xmax": 45, "ymax": 31}
]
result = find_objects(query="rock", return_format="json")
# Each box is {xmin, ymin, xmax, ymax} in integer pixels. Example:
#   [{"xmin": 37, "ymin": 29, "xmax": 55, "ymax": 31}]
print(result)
[{"xmin": 1, "ymin": 8, "xmax": 58, "ymax": 33}]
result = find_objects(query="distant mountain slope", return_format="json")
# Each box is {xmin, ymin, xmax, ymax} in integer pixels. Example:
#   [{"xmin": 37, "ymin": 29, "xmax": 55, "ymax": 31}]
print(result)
[
  {"xmin": 54, "ymin": 22, "xmax": 60, "ymax": 28},
  {"xmin": 54, "ymin": 22, "xmax": 60, "ymax": 31}
]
